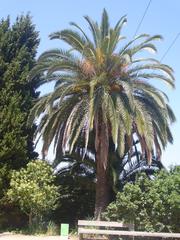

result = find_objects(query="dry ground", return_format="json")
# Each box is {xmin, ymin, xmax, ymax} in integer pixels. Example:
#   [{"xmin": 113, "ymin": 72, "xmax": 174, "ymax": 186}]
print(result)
[{"xmin": 0, "ymin": 232, "xmax": 78, "ymax": 240}]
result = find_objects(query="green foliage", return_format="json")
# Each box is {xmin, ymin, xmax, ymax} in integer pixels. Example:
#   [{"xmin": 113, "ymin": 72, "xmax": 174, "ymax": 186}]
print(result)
[
  {"xmin": 46, "ymin": 221, "xmax": 59, "ymax": 236},
  {"xmin": 0, "ymin": 165, "xmax": 9, "ymax": 199},
  {"xmin": 7, "ymin": 160, "xmax": 59, "ymax": 226},
  {"xmin": 104, "ymin": 166, "xmax": 180, "ymax": 232},
  {"xmin": 52, "ymin": 173, "xmax": 95, "ymax": 226},
  {"xmin": 0, "ymin": 15, "xmax": 39, "ymax": 168}
]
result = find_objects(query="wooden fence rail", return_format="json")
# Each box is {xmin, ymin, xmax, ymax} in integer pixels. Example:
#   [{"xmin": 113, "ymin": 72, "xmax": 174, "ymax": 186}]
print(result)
[{"xmin": 78, "ymin": 220, "xmax": 180, "ymax": 239}]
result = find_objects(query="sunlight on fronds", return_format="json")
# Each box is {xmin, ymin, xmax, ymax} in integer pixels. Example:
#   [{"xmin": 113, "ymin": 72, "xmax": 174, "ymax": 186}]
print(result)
[{"xmin": 29, "ymin": 9, "xmax": 175, "ymax": 166}]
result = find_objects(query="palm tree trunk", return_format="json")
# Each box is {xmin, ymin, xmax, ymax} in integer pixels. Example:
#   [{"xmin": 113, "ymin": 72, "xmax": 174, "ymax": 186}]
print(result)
[
  {"xmin": 94, "ymin": 115, "xmax": 110, "ymax": 219},
  {"xmin": 94, "ymin": 158, "xmax": 110, "ymax": 219}
]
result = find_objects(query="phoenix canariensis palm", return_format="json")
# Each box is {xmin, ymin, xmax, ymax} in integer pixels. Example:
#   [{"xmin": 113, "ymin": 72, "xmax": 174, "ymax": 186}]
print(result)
[{"xmin": 29, "ymin": 9, "xmax": 176, "ymax": 219}]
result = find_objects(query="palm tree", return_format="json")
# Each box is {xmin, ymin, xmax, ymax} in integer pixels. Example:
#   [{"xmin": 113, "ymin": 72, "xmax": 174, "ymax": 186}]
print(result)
[{"xmin": 29, "ymin": 9, "xmax": 175, "ymax": 219}]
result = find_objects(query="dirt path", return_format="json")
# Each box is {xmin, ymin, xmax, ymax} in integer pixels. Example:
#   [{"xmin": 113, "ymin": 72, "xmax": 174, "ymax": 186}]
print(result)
[{"xmin": 0, "ymin": 232, "xmax": 78, "ymax": 240}]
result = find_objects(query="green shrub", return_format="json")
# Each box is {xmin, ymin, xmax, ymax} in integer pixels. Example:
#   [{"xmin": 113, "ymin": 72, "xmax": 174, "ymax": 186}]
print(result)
[
  {"xmin": 104, "ymin": 166, "xmax": 180, "ymax": 232},
  {"xmin": 7, "ymin": 160, "xmax": 59, "ymax": 229}
]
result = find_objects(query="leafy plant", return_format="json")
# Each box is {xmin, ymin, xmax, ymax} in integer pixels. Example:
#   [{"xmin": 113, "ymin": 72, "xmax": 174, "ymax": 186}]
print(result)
[
  {"xmin": 46, "ymin": 221, "xmax": 59, "ymax": 236},
  {"xmin": 104, "ymin": 166, "xmax": 180, "ymax": 232},
  {"xmin": 7, "ymin": 160, "xmax": 59, "ymax": 228}
]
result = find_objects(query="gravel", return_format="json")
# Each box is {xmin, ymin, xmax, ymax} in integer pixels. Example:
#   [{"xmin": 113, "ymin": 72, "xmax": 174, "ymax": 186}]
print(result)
[{"xmin": 0, "ymin": 232, "xmax": 78, "ymax": 240}]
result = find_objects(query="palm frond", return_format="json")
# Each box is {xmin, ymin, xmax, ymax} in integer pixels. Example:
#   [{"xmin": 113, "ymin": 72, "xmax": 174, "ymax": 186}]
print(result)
[
  {"xmin": 29, "ymin": 10, "xmax": 175, "ymax": 171},
  {"xmin": 84, "ymin": 15, "xmax": 101, "ymax": 48},
  {"xmin": 101, "ymin": 9, "xmax": 109, "ymax": 39}
]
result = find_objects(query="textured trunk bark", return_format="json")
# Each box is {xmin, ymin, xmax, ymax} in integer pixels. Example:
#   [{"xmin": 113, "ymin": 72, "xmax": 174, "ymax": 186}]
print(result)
[
  {"xmin": 28, "ymin": 211, "xmax": 32, "ymax": 229},
  {"xmin": 94, "ymin": 115, "xmax": 110, "ymax": 220},
  {"xmin": 94, "ymin": 159, "xmax": 110, "ymax": 219}
]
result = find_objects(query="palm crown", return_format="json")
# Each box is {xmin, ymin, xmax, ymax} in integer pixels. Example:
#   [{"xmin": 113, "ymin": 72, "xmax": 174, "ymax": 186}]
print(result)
[{"xmin": 30, "ymin": 9, "xmax": 175, "ymax": 167}]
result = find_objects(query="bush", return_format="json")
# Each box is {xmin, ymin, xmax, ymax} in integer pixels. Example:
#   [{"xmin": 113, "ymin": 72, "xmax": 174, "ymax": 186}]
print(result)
[
  {"xmin": 103, "ymin": 166, "xmax": 180, "ymax": 232},
  {"xmin": 7, "ymin": 160, "xmax": 59, "ymax": 228}
]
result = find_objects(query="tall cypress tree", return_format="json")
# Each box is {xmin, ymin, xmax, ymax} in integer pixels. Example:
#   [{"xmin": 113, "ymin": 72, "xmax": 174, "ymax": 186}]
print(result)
[
  {"xmin": 0, "ymin": 15, "xmax": 39, "ymax": 167},
  {"xmin": 0, "ymin": 15, "xmax": 39, "ymax": 228}
]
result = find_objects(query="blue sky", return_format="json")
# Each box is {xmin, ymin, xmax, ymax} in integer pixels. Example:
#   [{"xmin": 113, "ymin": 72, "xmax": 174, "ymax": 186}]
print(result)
[{"xmin": 1, "ymin": 0, "xmax": 179, "ymax": 167}]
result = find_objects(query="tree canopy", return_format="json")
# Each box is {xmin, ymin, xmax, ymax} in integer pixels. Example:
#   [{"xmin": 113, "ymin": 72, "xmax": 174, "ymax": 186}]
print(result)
[
  {"xmin": 0, "ymin": 15, "xmax": 39, "ymax": 168},
  {"xmin": 7, "ymin": 160, "xmax": 59, "ymax": 227}
]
